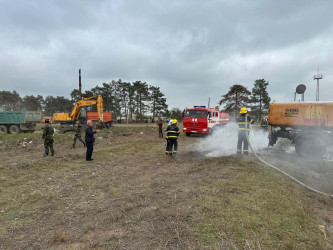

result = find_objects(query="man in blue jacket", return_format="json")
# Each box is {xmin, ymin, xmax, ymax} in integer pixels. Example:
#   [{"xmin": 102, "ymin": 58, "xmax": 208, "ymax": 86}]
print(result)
[{"xmin": 85, "ymin": 120, "xmax": 99, "ymax": 161}]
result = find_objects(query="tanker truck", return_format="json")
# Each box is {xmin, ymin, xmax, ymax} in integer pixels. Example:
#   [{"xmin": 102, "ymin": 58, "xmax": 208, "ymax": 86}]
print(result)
[{"xmin": 268, "ymin": 102, "xmax": 333, "ymax": 158}]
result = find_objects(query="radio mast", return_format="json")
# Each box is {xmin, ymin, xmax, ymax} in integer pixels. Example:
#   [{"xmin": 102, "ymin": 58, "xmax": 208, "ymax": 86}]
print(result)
[{"xmin": 313, "ymin": 68, "xmax": 323, "ymax": 102}]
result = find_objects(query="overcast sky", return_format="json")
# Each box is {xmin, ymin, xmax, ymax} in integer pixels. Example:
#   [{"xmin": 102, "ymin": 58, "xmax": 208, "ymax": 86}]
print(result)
[{"xmin": 1, "ymin": 0, "xmax": 333, "ymax": 109}]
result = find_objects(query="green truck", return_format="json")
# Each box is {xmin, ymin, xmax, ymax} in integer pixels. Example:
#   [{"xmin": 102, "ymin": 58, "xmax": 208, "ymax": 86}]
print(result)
[{"xmin": 0, "ymin": 108, "xmax": 42, "ymax": 134}]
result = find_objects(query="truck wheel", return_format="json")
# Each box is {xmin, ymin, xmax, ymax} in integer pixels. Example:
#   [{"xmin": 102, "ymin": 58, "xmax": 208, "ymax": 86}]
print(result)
[
  {"xmin": 0, "ymin": 125, "xmax": 8, "ymax": 133},
  {"xmin": 295, "ymin": 133, "xmax": 327, "ymax": 158},
  {"xmin": 9, "ymin": 125, "xmax": 20, "ymax": 134},
  {"xmin": 186, "ymin": 133, "xmax": 191, "ymax": 137}
]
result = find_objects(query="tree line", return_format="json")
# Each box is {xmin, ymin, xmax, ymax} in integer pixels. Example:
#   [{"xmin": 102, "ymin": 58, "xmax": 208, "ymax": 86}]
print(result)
[
  {"xmin": 0, "ymin": 79, "xmax": 169, "ymax": 122},
  {"xmin": 0, "ymin": 78, "xmax": 271, "ymax": 123},
  {"xmin": 219, "ymin": 79, "xmax": 271, "ymax": 121},
  {"xmin": 70, "ymin": 79, "xmax": 169, "ymax": 123}
]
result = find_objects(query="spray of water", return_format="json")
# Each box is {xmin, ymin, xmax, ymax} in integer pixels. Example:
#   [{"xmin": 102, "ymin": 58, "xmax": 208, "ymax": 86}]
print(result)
[{"xmin": 195, "ymin": 123, "xmax": 269, "ymax": 157}]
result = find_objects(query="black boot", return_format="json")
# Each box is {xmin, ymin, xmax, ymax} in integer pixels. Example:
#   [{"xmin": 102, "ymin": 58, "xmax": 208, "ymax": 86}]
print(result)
[
  {"xmin": 72, "ymin": 144, "xmax": 75, "ymax": 149},
  {"xmin": 44, "ymin": 151, "xmax": 49, "ymax": 157},
  {"xmin": 51, "ymin": 151, "xmax": 54, "ymax": 156}
]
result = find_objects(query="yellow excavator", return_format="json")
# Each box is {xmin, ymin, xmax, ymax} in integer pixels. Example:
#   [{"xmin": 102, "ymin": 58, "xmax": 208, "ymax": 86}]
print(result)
[
  {"xmin": 52, "ymin": 69, "xmax": 106, "ymax": 132},
  {"xmin": 52, "ymin": 94, "xmax": 103, "ymax": 132}
]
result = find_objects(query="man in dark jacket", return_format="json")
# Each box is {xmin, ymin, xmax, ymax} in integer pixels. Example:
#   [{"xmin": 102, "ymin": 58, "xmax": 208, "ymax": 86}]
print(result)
[
  {"xmin": 85, "ymin": 120, "xmax": 98, "ymax": 161},
  {"xmin": 237, "ymin": 107, "xmax": 254, "ymax": 156},
  {"xmin": 73, "ymin": 121, "xmax": 85, "ymax": 148},
  {"xmin": 42, "ymin": 119, "xmax": 54, "ymax": 156},
  {"xmin": 165, "ymin": 119, "xmax": 180, "ymax": 156}
]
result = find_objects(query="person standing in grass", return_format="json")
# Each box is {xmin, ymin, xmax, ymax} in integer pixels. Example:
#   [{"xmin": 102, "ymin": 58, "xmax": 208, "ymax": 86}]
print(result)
[
  {"xmin": 72, "ymin": 120, "xmax": 85, "ymax": 148},
  {"xmin": 85, "ymin": 120, "xmax": 99, "ymax": 161},
  {"xmin": 42, "ymin": 118, "xmax": 54, "ymax": 156},
  {"xmin": 157, "ymin": 119, "xmax": 163, "ymax": 138},
  {"xmin": 165, "ymin": 119, "xmax": 180, "ymax": 156}
]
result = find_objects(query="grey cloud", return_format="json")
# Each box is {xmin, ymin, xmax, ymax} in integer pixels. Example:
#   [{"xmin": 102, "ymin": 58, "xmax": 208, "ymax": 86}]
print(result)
[{"xmin": 1, "ymin": 0, "xmax": 333, "ymax": 109}]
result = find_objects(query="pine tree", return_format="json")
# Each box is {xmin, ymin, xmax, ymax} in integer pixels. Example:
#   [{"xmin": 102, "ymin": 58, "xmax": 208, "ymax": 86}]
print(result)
[
  {"xmin": 251, "ymin": 79, "xmax": 271, "ymax": 121},
  {"xmin": 149, "ymin": 86, "xmax": 168, "ymax": 121},
  {"xmin": 219, "ymin": 84, "xmax": 252, "ymax": 120},
  {"xmin": 133, "ymin": 81, "xmax": 149, "ymax": 121}
]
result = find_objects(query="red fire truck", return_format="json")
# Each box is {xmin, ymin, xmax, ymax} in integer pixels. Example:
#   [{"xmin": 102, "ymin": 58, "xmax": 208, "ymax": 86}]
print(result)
[{"xmin": 183, "ymin": 106, "xmax": 230, "ymax": 136}]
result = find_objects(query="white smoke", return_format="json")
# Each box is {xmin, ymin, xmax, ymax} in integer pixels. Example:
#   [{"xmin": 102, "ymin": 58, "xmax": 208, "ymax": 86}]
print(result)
[
  {"xmin": 191, "ymin": 123, "xmax": 333, "ymax": 194},
  {"xmin": 195, "ymin": 123, "xmax": 270, "ymax": 157}
]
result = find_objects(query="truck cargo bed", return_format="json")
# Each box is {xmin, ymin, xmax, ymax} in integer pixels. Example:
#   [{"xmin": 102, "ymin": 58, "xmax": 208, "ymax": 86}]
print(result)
[
  {"xmin": 87, "ymin": 112, "xmax": 112, "ymax": 122},
  {"xmin": 0, "ymin": 112, "xmax": 26, "ymax": 124}
]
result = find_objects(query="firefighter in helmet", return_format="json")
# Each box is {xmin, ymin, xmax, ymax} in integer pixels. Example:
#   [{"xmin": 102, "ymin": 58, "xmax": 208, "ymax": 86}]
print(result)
[
  {"xmin": 165, "ymin": 119, "xmax": 180, "ymax": 156},
  {"xmin": 237, "ymin": 107, "xmax": 253, "ymax": 155},
  {"xmin": 260, "ymin": 117, "xmax": 269, "ymax": 130}
]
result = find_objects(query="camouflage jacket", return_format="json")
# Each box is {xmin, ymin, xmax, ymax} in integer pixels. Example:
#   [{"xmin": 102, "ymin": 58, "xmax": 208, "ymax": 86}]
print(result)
[
  {"xmin": 157, "ymin": 120, "xmax": 163, "ymax": 130},
  {"xmin": 75, "ymin": 123, "xmax": 83, "ymax": 135},
  {"xmin": 42, "ymin": 124, "xmax": 54, "ymax": 140}
]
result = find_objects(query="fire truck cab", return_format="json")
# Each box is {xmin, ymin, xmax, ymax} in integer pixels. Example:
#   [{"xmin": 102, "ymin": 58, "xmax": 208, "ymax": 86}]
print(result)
[{"xmin": 183, "ymin": 106, "xmax": 229, "ymax": 136}]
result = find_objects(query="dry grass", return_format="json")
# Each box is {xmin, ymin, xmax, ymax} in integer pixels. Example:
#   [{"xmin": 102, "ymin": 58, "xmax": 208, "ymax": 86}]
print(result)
[{"xmin": 0, "ymin": 123, "xmax": 332, "ymax": 249}]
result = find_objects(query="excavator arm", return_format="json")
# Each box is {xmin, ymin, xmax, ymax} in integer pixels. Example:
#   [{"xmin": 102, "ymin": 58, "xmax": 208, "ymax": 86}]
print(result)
[
  {"xmin": 70, "ymin": 95, "xmax": 103, "ymax": 121},
  {"xmin": 97, "ymin": 94, "xmax": 103, "ymax": 121}
]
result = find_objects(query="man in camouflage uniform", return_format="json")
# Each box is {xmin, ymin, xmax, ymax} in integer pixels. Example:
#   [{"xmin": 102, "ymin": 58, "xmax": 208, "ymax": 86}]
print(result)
[
  {"xmin": 73, "ymin": 121, "xmax": 85, "ymax": 148},
  {"xmin": 157, "ymin": 119, "xmax": 163, "ymax": 138},
  {"xmin": 42, "ymin": 119, "xmax": 54, "ymax": 156}
]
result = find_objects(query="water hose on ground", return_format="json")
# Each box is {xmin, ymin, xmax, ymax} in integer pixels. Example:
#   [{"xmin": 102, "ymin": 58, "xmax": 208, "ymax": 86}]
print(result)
[{"xmin": 245, "ymin": 115, "xmax": 333, "ymax": 198}]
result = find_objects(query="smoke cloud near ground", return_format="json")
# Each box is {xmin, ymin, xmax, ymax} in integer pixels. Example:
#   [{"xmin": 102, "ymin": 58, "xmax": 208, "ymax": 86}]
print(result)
[
  {"xmin": 193, "ymin": 123, "xmax": 333, "ymax": 194},
  {"xmin": 196, "ymin": 123, "xmax": 270, "ymax": 157}
]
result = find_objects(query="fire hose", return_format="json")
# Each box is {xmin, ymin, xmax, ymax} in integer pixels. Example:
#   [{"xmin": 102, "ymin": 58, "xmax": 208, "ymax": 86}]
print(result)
[{"xmin": 245, "ymin": 115, "xmax": 333, "ymax": 198}]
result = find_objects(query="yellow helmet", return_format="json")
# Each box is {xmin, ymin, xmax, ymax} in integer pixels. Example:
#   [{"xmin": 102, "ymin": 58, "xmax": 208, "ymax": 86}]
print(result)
[
  {"xmin": 172, "ymin": 119, "xmax": 178, "ymax": 124},
  {"xmin": 240, "ymin": 107, "xmax": 247, "ymax": 114}
]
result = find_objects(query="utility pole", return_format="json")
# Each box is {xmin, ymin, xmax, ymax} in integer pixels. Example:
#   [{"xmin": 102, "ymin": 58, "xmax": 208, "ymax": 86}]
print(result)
[
  {"xmin": 79, "ymin": 69, "xmax": 82, "ymax": 100},
  {"xmin": 234, "ymin": 92, "xmax": 238, "ymax": 121}
]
